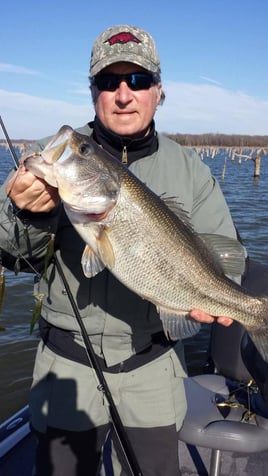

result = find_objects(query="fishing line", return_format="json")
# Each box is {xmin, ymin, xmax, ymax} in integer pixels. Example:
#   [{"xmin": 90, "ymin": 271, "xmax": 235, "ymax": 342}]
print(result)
[
  {"xmin": 54, "ymin": 252, "xmax": 142, "ymax": 475},
  {"xmin": 0, "ymin": 116, "xmax": 143, "ymax": 476},
  {"xmin": 0, "ymin": 217, "xmax": 41, "ymax": 277},
  {"xmin": 0, "ymin": 116, "xmax": 20, "ymax": 169}
]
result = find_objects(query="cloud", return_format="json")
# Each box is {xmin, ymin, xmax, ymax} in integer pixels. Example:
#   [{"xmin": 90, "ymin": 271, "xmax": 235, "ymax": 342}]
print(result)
[
  {"xmin": 155, "ymin": 81, "xmax": 268, "ymax": 135},
  {"xmin": 200, "ymin": 76, "xmax": 223, "ymax": 86},
  {"xmin": 0, "ymin": 63, "xmax": 40, "ymax": 76},
  {"xmin": 1, "ymin": 81, "xmax": 268, "ymax": 139},
  {"xmin": 0, "ymin": 89, "xmax": 94, "ymax": 139},
  {"xmin": 68, "ymin": 84, "xmax": 90, "ymax": 96}
]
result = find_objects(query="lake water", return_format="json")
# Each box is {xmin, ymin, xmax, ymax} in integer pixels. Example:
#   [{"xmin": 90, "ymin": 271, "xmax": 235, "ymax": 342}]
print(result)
[{"xmin": 1, "ymin": 145, "xmax": 268, "ymax": 422}]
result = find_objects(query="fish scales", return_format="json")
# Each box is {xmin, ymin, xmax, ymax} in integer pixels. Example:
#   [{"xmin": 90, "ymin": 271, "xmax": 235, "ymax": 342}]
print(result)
[
  {"xmin": 24, "ymin": 125, "xmax": 268, "ymax": 363},
  {"xmin": 108, "ymin": 166, "xmax": 266, "ymax": 330}
]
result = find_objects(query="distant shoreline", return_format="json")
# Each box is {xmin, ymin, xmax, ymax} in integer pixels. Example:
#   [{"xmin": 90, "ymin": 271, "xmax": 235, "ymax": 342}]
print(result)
[
  {"xmin": 1, "ymin": 135, "xmax": 268, "ymax": 159},
  {"xmin": 0, "ymin": 141, "xmax": 32, "ymax": 155},
  {"xmin": 0, "ymin": 140, "xmax": 32, "ymax": 145},
  {"xmin": 1, "ymin": 131, "xmax": 268, "ymax": 149}
]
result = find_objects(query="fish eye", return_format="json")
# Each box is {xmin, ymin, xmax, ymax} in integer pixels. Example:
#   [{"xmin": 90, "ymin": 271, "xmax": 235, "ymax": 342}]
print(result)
[{"xmin": 79, "ymin": 143, "xmax": 91, "ymax": 155}]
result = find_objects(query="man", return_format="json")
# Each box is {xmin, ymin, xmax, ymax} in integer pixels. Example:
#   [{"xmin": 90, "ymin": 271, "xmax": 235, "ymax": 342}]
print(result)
[{"xmin": 0, "ymin": 25, "xmax": 235, "ymax": 476}]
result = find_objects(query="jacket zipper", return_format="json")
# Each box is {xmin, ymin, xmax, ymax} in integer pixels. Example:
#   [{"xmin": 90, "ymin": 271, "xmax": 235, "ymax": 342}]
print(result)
[{"xmin": 122, "ymin": 146, "xmax": 127, "ymax": 164}]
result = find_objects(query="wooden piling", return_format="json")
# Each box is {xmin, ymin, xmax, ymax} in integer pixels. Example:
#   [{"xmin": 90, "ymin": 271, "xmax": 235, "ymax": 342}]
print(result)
[
  {"xmin": 254, "ymin": 151, "xmax": 261, "ymax": 177},
  {"xmin": 221, "ymin": 157, "xmax": 227, "ymax": 181}
]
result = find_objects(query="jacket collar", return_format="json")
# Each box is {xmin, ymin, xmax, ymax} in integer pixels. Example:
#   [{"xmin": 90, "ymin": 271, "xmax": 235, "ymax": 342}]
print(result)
[{"xmin": 90, "ymin": 116, "xmax": 158, "ymax": 165}]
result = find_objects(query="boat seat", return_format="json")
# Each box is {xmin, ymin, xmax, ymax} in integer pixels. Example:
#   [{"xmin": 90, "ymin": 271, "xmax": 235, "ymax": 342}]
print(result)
[
  {"xmin": 179, "ymin": 373, "xmax": 268, "ymax": 476},
  {"xmin": 179, "ymin": 259, "xmax": 268, "ymax": 476}
]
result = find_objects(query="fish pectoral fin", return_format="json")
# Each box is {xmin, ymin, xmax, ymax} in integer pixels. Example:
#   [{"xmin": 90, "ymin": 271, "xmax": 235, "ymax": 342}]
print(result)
[
  {"xmin": 81, "ymin": 230, "xmax": 115, "ymax": 277},
  {"xmin": 96, "ymin": 230, "xmax": 115, "ymax": 270},
  {"xmin": 199, "ymin": 233, "xmax": 246, "ymax": 276},
  {"xmin": 159, "ymin": 307, "xmax": 201, "ymax": 340},
  {"xmin": 81, "ymin": 245, "xmax": 105, "ymax": 277}
]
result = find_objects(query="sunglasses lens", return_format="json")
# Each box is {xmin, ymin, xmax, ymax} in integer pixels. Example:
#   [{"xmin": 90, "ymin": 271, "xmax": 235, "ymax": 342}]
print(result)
[
  {"xmin": 129, "ymin": 74, "xmax": 153, "ymax": 90},
  {"xmin": 93, "ymin": 73, "xmax": 157, "ymax": 91},
  {"xmin": 94, "ymin": 75, "xmax": 118, "ymax": 91}
]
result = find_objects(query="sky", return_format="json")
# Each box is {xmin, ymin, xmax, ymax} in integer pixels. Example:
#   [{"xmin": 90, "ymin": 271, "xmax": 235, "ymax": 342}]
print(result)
[{"xmin": 1, "ymin": 0, "xmax": 268, "ymax": 139}]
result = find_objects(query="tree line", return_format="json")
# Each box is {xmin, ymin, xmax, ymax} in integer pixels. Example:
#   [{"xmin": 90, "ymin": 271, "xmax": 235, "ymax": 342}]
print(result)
[
  {"xmin": 1, "ymin": 133, "xmax": 268, "ymax": 149},
  {"xmin": 165, "ymin": 133, "xmax": 268, "ymax": 148}
]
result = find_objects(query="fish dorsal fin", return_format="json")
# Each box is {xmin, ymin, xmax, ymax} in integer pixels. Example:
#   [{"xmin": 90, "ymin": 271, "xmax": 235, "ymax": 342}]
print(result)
[
  {"xmin": 161, "ymin": 195, "xmax": 245, "ymax": 277},
  {"xmin": 160, "ymin": 195, "xmax": 192, "ymax": 227},
  {"xmin": 199, "ymin": 233, "xmax": 246, "ymax": 277},
  {"xmin": 81, "ymin": 245, "xmax": 105, "ymax": 277}
]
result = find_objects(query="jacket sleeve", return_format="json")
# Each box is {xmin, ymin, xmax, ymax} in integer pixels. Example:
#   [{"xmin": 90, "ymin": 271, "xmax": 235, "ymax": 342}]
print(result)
[
  {"xmin": 175, "ymin": 149, "xmax": 245, "ymax": 339},
  {"xmin": 189, "ymin": 148, "xmax": 247, "ymax": 283},
  {"xmin": 188, "ymin": 148, "xmax": 237, "ymax": 238},
  {"xmin": 0, "ymin": 171, "xmax": 61, "ymax": 273}
]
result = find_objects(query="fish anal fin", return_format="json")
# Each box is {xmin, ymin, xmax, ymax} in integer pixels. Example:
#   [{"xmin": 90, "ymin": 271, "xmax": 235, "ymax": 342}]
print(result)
[
  {"xmin": 158, "ymin": 307, "xmax": 200, "ymax": 340},
  {"xmin": 81, "ymin": 244, "xmax": 105, "ymax": 277}
]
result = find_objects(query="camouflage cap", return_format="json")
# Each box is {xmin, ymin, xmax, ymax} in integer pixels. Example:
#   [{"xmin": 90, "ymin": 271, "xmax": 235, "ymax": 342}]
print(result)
[{"xmin": 90, "ymin": 25, "xmax": 161, "ymax": 77}]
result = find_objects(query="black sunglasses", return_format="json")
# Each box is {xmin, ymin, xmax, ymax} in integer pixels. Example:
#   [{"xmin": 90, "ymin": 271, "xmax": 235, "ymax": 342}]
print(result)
[{"xmin": 91, "ymin": 73, "xmax": 159, "ymax": 91}]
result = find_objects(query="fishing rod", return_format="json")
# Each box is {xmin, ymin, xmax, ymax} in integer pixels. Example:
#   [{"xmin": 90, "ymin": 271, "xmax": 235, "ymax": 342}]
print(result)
[{"xmin": 0, "ymin": 116, "xmax": 143, "ymax": 476}]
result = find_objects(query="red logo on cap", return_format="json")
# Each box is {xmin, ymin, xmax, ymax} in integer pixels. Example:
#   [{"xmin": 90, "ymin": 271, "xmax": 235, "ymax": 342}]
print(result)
[{"xmin": 106, "ymin": 32, "xmax": 141, "ymax": 45}]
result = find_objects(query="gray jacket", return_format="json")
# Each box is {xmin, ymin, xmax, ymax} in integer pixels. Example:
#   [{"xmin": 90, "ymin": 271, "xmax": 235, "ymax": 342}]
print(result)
[{"xmin": 0, "ymin": 126, "xmax": 237, "ymax": 366}]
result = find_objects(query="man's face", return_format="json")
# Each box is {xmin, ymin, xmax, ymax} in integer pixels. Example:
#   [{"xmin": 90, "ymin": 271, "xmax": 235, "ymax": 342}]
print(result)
[{"xmin": 92, "ymin": 62, "xmax": 162, "ymax": 138}]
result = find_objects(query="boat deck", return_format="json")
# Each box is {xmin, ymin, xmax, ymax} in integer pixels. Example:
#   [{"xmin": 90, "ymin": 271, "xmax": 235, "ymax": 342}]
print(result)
[
  {"xmin": 179, "ymin": 441, "xmax": 268, "ymax": 475},
  {"xmin": 0, "ymin": 432, "xmax": 36, "ymax": 476},
  {"xmin": 1, "ymin": 433, "xmax": 268, "ymax": 475}
]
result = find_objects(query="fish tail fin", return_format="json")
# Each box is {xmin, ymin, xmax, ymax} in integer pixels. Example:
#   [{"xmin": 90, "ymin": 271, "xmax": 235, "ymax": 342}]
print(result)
[
  {"xmin": 246, "ymin": 296, "xmax": 268, "ymax": 364},
  {"xmin": 247, "ymin": 328, "xmax": 268, "ymax": 365}
]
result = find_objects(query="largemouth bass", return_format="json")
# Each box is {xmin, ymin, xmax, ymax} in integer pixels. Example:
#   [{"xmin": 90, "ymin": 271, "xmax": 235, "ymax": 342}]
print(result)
[{"xmin": 24, "ymin": 126, "xmax": 268, "ymax": 362}]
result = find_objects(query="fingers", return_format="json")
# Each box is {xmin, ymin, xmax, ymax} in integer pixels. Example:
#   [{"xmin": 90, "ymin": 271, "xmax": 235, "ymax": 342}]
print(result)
[
  {"xmin": 22, "ymin": 182, "xmax": 60, "ymax": 212},
  {"xmin": 6, "ymin": 165, "xmax": 29, "ymax": 196},
  {"xmin": 6, "ymin": 167, "xmax": 60, "ymax": 212},
  {"xmin": 189, "ymin": 308, "xmax": 233, "ymax": 327},
  {"xmin": 216, "ymin": 316, "xmax": 233, "ymax": 327},
  {"xmin": 189, "ymin": 309, "xmax": 214, "ymax": 323}
]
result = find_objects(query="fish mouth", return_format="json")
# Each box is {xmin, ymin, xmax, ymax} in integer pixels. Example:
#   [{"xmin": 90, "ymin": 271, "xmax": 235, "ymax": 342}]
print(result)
[
  {"xmin": 83, "ymin": 211, "xmax": 110, "ymax": 222},
  {"xmin": 65, "ymin": 203, "xmax": 114, "ymax": 223}
]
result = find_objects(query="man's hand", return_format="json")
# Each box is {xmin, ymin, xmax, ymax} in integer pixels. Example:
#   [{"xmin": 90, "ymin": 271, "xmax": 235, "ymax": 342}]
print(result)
[
  {"xmin": 189, "ymin": 308, "xmax": 233, "ymax": 327},
  {"xmin": 6, "ymin": 165, "xmax": 60, "ymax": 213}
]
